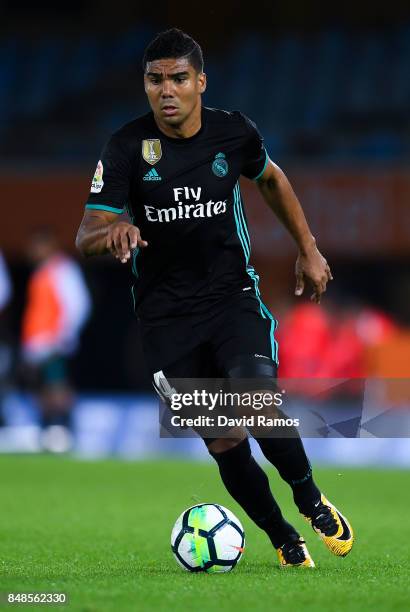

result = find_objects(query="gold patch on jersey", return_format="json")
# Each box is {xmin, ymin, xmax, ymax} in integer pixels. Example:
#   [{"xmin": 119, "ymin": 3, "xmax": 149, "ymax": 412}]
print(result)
[{"xmin": 142, "ymin": 139, "xmax": 162, "ymax": 165}]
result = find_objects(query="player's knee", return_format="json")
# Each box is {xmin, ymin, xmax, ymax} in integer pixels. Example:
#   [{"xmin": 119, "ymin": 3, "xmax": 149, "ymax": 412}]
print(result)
[
  {"xmin": 226, "ymin": 355, "xmax": 278, "ymax": 418},
  {"xmin": 207, "ymin": 432, "xmax": 249, "ymax": 457}
]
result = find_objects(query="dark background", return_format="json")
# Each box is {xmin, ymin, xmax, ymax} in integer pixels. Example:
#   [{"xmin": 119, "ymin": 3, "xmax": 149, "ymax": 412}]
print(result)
[{"xmin": 1, "ymin": 0, "xmax": 409, "ymax": 390}]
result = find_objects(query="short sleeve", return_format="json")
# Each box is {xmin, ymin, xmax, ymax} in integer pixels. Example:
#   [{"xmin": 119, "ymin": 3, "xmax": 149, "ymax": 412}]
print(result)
[
  {"xmin": 85, "ymin": 134, "xmax": 132, "ymax": 214},
  {"xmin": 240, "ymin": 114, "xmax": 269, "ymax": 180}
]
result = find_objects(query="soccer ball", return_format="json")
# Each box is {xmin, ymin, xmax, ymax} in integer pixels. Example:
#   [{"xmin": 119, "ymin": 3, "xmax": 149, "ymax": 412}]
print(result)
[{"xmin": 171, "ymin": 503, "xmax": 245, "ymax": 573}]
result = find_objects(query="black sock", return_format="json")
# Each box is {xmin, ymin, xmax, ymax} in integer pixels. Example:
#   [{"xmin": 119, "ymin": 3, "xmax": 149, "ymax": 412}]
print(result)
[
  {"xmin": 256, "ymin": 425, "xmax": 321, "ymax": 515},
  {"xmin": 209, "ymin": 438, "xmax": 298, "ymax": 548}
]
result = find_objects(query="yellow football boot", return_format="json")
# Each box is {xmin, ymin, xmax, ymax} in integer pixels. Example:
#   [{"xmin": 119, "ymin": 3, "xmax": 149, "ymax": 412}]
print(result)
[
  {"xmin": 277, "ymin": 535, "xmax": 315, "ymax": 568},
  {"xmin": 304, "ymin": 494, "xmax": 354, "ymax": 557}
]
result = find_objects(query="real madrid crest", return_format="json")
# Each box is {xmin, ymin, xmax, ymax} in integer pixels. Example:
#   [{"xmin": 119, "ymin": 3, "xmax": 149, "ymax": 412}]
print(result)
[
  {"xmin": 142, "ymin": 139, "xmax": 162, "ymax": 165},
  {"xmin": 212, "ymin": 152, "xmax": 229, "ymax": 178}
]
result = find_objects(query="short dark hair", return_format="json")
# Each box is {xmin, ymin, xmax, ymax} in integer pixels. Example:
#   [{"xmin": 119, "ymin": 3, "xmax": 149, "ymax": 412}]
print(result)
[{"xmin": 142, "ymin": 28, "xmax": 204, "ymax": 73}]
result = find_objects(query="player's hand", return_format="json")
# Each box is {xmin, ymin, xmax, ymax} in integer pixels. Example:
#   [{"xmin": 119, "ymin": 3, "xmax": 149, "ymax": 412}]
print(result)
[
  {"xmin": 294, "ymin": 240, "xmax": 333, "ymax": 304},
  {"xmin": 106, "ymin": 221, "xmax": 148, "ymax": 264}
]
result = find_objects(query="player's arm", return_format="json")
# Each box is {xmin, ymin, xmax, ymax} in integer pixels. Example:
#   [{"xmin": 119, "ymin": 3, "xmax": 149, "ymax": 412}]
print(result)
[
  {"xmin": 256, "ymin": 160, "xmax": 332, "ymax": 304},
  {"xmin": 75, "ymin": 209, "xmax": 148, "ymax": 263},
  {"xmin": 76, "ymin": 134, "xmax": 147, "ymax": 263}
]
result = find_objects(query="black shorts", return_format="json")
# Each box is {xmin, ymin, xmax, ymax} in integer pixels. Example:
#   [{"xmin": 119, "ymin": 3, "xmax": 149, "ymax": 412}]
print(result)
[{"xmin": 140, "ymin": 292, "xmax": 279, "ymax": 382}]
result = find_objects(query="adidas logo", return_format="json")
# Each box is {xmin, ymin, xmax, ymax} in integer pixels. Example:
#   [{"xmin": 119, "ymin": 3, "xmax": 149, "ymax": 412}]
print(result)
[{"xmin": 143, "ymin": 168, "xmax": 162, "ymax": 181}]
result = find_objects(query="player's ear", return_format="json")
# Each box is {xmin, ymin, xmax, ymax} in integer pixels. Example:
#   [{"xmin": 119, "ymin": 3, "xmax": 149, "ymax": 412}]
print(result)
[
  {"xmin": 198, "ymin": 72, "xmax": 207, "ymax": 94},
  {"xmin": 143, "ymin": 74, "xmax": 149, "ymax": 94}
]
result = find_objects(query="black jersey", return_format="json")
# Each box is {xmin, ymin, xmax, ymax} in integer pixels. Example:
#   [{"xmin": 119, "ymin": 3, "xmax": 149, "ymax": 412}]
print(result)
[{"xmin": 85, "ymin": 107, "xmax": 269, "ymax": 325}]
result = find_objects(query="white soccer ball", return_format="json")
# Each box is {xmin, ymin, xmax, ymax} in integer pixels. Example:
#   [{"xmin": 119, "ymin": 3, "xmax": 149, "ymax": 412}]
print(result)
[{"xmin": 171, "ymin": 503, "xmax": 245, "ymax": 573}]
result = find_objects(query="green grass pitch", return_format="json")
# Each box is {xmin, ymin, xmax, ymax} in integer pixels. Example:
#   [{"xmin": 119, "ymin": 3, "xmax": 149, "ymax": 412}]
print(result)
[{"xmin": 1, "ymin": 456, "xmax": 409, "ymax": 611}]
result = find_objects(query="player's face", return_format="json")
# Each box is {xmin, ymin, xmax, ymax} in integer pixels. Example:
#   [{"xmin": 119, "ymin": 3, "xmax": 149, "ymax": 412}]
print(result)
[{"xmin": 144, "ymin": 58, "xmax": 206, "ymax": 127}]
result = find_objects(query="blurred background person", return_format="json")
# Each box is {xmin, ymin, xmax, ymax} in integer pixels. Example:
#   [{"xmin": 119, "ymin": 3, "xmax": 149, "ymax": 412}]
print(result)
[
  {"xmin": 20, "ymin": 228, "xmax": 91, "ymax": 452},
  {"xmin": 275, "ymin": 297, "xmax": 402, "ymax": 416},
  {"xmin": 276, "ymin": 298, "xmax": 399, "ymax": 379}
]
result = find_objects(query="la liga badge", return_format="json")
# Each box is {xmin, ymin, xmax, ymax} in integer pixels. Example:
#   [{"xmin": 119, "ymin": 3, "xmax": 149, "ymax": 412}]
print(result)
[{"xmin": 91, "ymin": 160, "xmax": 104, "ymax": 193}]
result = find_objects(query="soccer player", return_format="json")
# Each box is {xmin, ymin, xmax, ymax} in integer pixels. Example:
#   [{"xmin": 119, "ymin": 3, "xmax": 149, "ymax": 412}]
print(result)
[{"xmin": 76, "ymin": 28, "xmax": 354, "ymax": 567}]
